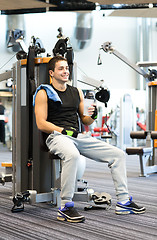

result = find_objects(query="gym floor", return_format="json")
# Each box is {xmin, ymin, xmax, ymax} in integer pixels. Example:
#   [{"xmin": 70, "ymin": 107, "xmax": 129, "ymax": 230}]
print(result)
[{"xmin": 0, "ymin": 143, "xmax": 157, "ymax": 240}]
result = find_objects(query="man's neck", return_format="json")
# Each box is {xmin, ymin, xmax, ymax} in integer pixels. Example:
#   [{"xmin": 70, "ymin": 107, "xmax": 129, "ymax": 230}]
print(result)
[{"xmin": 51, "ymin": 79, "xmax": 67, "ymax": 92}]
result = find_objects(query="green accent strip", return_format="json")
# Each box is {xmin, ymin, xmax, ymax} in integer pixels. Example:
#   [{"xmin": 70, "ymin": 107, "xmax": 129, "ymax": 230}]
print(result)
[{"xmin": 66, "ymin": 130, "xmax": 73, "ymax": 136}]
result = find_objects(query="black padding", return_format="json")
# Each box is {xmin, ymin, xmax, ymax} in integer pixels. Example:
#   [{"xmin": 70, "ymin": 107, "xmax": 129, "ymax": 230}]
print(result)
[
  {"xmin": 101, "ymin": 135, "xmax": 112, "ymax": 139},
  {"xmin": 151, "ymin": 131, "xmax": 157, "ymax": 139},
  {"xmin": 130, "ymin": 131, "xmax": 147, "ymax": 139},
  {"xmin": 126, "ymin": 147, "xmax": 152, "ymax": 155},
  {"xmin": 40, "ymin": 131, "xmax": 49, "ymax": 152},
  {"xmin": 95, "ymin": 89, "xmax": 110, "ymax": 106}
]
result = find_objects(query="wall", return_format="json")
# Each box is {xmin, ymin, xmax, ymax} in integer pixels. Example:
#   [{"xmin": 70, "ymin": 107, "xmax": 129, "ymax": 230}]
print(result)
[
  {"xmin": 0, "ymin": 10, "xmax": 138, "ymax": 89},
  {"xmin": 75, "ymin": 11, "xmax": 138, "ymax": 90},
  {"xmin": 0, "ymin": 11, "xmax": 152, "ymax": 140}
]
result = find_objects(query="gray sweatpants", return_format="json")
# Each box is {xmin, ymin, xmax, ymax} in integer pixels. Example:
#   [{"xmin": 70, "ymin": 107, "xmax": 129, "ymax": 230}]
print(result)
[{"xmin": 46, "ymin": 132, "xmax": 129, "ymax": 206}]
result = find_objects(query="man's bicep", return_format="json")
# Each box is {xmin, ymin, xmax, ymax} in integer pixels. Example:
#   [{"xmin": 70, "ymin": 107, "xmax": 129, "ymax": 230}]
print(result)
[
  {"xmin": 77, "ymin": 88, "xmax": 84, "ymax": 118},
  {"xmin": 35, "ymin": 90, "xmax": 48, "ymax": 122}
]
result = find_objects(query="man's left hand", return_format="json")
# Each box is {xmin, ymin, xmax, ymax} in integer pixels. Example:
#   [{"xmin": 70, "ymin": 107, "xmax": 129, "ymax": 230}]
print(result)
[
  {"xmin": 62, "ymin": 127, "xmax": 78, "ymax": 138},
  {"xmin": 90, "ymin": 105, "xmax": 98, "ymax": 120}
]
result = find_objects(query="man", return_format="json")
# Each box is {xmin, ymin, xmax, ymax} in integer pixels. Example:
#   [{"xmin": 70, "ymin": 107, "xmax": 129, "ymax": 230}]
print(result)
[
  {"xmin": 34, "ymin": 56, "xmax": 146, "ymax": 223},
  {"xmin": 0, "ymin": 98, "xmax": 6, "ymax": 145}
]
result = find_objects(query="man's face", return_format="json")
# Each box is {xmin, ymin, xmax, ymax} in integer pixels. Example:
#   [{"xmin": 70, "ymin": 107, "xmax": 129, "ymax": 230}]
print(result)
[{"xmin": 50, "ymin": 60, "xmax": 69, "ymax": 83}]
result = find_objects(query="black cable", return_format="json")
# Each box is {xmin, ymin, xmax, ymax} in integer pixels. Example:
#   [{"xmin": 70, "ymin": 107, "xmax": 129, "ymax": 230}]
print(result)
[{"xmin": 0, "ymin": 53, "xmax": 16, "ymax": 70}]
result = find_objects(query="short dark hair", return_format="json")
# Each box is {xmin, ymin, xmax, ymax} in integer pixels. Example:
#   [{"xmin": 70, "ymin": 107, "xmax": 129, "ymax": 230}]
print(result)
[{"xmin": 48, "ymin": 56, "xmax": 67, "ymax": 71}]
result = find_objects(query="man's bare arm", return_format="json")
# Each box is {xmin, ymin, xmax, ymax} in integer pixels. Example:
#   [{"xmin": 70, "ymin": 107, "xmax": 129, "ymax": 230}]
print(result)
[
  {"xmin": 77, "ymin": 88, "xmax": 95, "ymax": 126},
  {"xmin": 34, "ymin": 89, "xmax": 63, "ymax": 134}
]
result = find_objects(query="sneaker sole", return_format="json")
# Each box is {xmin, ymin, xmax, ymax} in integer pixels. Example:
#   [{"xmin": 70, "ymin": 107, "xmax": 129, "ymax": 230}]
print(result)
[
  {"xmin": 115, "ymin": 209, "xmax": 146, "ymax": 215},
  {"xmin": 57, "ymin": 216, "xmax": 85, "ymax": 223}
]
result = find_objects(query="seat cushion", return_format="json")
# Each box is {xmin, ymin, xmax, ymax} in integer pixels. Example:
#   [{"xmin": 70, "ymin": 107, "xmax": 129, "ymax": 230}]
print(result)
[{"xmin": 126, "ymin": 147, "xmax": 152, "ymax": 155}]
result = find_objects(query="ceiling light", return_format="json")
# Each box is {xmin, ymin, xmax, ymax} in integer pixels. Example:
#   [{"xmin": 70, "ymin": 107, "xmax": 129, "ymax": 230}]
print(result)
[
  {"xmin": 149, "ymin": 3, "xmax": 153, "ymax": 8},
  {"xmin": 113, "ymin": 4, "xmax": 122, "ymax": 8},
  {"xmin": 95, "ymin": 2, "xmax": 101, "ymax": 11}
]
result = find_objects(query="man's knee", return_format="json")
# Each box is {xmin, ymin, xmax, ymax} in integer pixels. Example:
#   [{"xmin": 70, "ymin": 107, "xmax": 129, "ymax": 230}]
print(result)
[
  {"xmin": 112, "ymin": 146, "xmax": 125, "ymax": 159},
  {"xmin": 61, "ymin": 148, "xmax": 80, "ymax": 163},
  {"xmin": 108, "ymin": 147, "xmax": 125, "ymax": 167},
  {"xmin": 118, "ymin": 149, "xmax": 125, "ymax": 159}
]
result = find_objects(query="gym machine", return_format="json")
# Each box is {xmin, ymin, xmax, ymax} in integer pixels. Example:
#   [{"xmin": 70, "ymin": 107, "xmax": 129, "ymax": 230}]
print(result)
[
  {"xmin": 99, "ymin": 42, "xmax": 157, "ymax": 177},
  {"xmin": 0, "ymin": 71, "xmax": 13, "ymax": 185},
  {"xmin": 11, "ymin": 56, "xmax": 112, "ymax": 212},
  {"xmin": 8, "ymin": 31, "xmax": 112, "ymax": 212}
]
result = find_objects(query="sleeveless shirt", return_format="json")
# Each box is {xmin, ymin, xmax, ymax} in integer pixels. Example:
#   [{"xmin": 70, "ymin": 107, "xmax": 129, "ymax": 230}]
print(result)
[{"xmin": 47, "ymin": 84, "xmax": 80, "ymax": 131}]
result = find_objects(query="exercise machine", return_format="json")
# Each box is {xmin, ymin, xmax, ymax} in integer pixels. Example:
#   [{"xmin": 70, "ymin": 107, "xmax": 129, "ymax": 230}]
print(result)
[
  {"xmin": 9, "ymin": 32, "xmax": 112, "ymax": 212},
  {"xmin": 0, "ymin": 31, "xmax": 112, "ymax": 210},
  {"xmin": 100, "ymin": 42, "xmax": 157, "ymax": 176}
]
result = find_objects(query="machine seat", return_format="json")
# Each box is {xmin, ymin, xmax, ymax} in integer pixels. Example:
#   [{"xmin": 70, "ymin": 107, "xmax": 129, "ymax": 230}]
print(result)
[
  {"xmin": 126, "ymin": 146, "xmax": 153, "ymax": 177},
  {"xmin": 126, "ymin": 147, "xmax": 152, "ymax": 155}
]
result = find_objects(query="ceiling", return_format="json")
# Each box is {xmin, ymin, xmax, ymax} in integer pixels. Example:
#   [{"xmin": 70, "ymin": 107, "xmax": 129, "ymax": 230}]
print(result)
[
  {"xmin": 0, "ymin": 0, "xmax": 55, "ymax": 11},
  {"xmin": 88, "ymin": 0, "xmax": 157, "ymax": 4},
  {"xmin": 1, "ymin": 0, "xmax": 157, "ymax": 14},
  {"xmin": 110, "ymin": 7, "xmax": 157, "ymax": 17}
]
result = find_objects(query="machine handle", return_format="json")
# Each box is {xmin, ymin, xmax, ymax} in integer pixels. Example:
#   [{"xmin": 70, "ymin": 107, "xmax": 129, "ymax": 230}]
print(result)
[
  {"xmin": 130, "ymin": 131, "xmax": 147, "ymax": 139},
  {"xmin": 151, "ymin": 131, "xmax": 157, "ymax": 139}
]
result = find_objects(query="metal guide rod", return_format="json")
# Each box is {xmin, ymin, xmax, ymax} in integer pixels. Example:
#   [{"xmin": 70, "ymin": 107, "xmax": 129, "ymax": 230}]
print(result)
[
  {"xmin": 137, "ymin": 61, "xmax": 157, "ymax": 67},
  {"xmin": 78, "ymin": 75, "xmax": 104, "ymax": 88},
  {"xmin": 12, "ymin": 64, "xmax": 16, "ymax": 196},
  {"xmin": 113, "ymin": 49, "xmax": 148, "ymax": 78},
  {"xmin": 73, "ymin": 62, "xmax": 103, "ymax": 89},
  {"xmin": 0, "ymin": 70, "xmax": 12, "ymax": 82},
  {"xmin": 101, "ymin": 42, "xmax": 149, "ymax": 80},
  {"xmin": 17, "ymin": 40, "xmax": 28, "ymax": 54}
]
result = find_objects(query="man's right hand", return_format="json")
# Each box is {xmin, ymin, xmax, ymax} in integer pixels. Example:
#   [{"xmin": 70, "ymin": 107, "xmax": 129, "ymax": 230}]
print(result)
[{"xmin": 61, "ymin": 127, "xmax": 78, "ymax": 138}]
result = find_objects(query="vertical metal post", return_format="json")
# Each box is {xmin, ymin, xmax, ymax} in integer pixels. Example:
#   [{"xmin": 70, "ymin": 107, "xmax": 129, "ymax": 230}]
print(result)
[
  {"xmin": 15, "ymin": 61, "xmax": 22, "ymax": 193},
  {"xmin": 72, "ymin": 62, "xmax": 77, "ymax": 87},
  {"xmin": 12, "ymin": 64, "xmax": 16, "ymax": 196},
  {"xmin": 136, "ymin": 18, "xmax": 152, "ymax": 90}
]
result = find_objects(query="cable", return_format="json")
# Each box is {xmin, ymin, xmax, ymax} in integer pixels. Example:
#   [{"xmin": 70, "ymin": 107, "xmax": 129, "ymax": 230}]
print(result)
[
  {"xmin": 0, "ymin": 53, "xmax": 16, "ymax": 70},
  {"xmin": 77, "ymin": 65, "xmax": 88, "ymax": 77}
]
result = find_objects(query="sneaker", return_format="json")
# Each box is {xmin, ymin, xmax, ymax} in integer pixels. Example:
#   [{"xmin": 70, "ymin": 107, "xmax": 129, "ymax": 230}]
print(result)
[
  {"xmin": 57, "ymin": 202, "xmax": 85, "ymax": 223},
  {"xmin": 115, "ymin": 197, "xmax": 146, "ymax": 215}
]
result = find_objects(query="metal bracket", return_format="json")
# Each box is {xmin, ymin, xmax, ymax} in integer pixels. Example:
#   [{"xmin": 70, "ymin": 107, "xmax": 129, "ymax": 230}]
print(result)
[{"xmin": 101, "ymin": 41, "xmax": 150, "ymax": 80}]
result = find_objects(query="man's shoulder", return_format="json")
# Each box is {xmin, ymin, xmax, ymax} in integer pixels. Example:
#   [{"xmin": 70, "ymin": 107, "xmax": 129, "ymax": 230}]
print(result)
[
  {"xmin": 36, "ymin": 89, "xmax": 48, "ymax": 102},
  {"xmin": 67, "ymin": 84, "xmax": 79, "ymax": 92},
  {"xmin": 67, "ymin": 85, "xmax": 80, "ymax": 101}
]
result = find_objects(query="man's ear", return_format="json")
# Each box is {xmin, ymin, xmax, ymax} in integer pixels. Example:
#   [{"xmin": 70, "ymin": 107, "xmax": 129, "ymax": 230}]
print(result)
[{"xmin": 49, "ymin": 70, "xmax": 53, "ymax": 77}]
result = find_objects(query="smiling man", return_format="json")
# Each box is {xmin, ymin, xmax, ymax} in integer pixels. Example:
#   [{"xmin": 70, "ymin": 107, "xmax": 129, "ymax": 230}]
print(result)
[{"xmin": 34, "ymin": 56, "xmax": 146, "ymax": 223}]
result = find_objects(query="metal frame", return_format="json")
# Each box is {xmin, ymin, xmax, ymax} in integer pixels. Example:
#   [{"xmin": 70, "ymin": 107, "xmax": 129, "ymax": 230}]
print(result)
[
  {"xmin": 139, "ymin": 152, "xmax": 157, "ymax": 177},
  {"xmin": 101, "ymin": 42, "xmax": 149, "ymax": 79},
  {"xmin": 0, "ymin": 71, "xmax": 12, "ymax": 83},
  {"xmin": 102, "ymin": 42, "xmax": 157, "ymax": 176},
  {"xmin": 0, "ymin": 69, "xmax": 13, "ymax": 185},
  {"xmin": 11, "ymin": 58, "xmax": 94, "ymax": 207}
]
